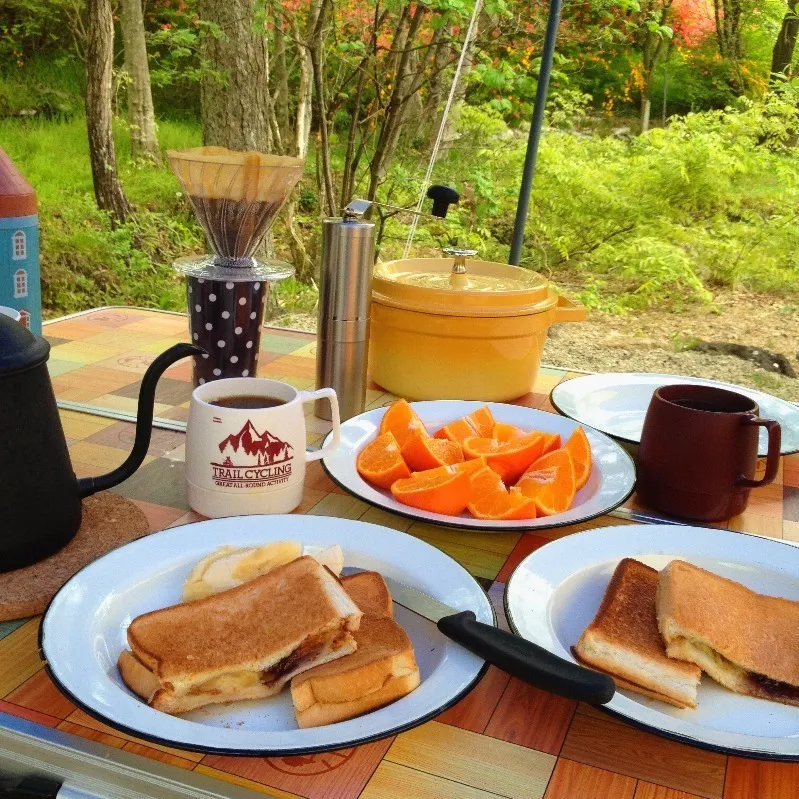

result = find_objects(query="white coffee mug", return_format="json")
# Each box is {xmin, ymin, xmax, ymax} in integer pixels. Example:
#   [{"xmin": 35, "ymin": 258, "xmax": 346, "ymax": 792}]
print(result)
[{"xmin": 185, "ymin": 377, "xmax": 340, "ymax": 518}]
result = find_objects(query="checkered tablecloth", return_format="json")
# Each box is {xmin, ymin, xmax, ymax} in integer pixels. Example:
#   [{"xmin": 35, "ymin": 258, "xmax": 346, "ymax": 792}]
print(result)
[{"xmin": 1, "ymin": 306, "xmax": 797, "ymax": 799}]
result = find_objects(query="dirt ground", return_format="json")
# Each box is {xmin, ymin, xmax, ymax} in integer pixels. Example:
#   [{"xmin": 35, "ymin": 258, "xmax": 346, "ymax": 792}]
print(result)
[{"xmin": 271, "ymin": 288, "xmax": 799, "ymax": 402}]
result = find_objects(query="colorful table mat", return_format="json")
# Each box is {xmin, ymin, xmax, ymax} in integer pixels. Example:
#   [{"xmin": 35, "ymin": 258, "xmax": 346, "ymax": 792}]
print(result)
[{"xmin": 1, "ymin": 306, "xmax": 798, "ymax": 799}]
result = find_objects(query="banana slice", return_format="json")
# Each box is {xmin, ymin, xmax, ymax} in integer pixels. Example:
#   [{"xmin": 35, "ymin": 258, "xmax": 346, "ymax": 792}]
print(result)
[
  {"xmin": 181, "ymin": 541, "xmax": 344, "ymax": 601},
  {"xmin": 230, "ymin": 541, "xmax": 303, "ymax": 582},
  {"xmin": 312, "ymin": 544, "xmax": 344, "ymax": 576},
  {"xmin": 182, "ymin": 541, "xmax": 303, "ymax": 601}
]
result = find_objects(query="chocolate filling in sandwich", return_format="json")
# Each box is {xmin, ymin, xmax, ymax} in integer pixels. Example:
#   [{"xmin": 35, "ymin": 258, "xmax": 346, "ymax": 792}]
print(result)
[{"xmin": 657, "ymin": 560, "xmax": 799, "ymax": 706}]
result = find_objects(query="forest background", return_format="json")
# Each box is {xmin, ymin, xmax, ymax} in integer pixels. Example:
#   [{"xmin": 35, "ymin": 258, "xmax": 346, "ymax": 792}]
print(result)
[{"xmin": 1, "ymin": 0, "xmax": 798, "ymax": 397}]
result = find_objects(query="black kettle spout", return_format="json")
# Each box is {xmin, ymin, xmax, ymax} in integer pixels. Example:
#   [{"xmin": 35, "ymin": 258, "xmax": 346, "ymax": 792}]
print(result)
[{"xmin": 78, "ymin": 343, "xmax": 205, "ymax": 498}]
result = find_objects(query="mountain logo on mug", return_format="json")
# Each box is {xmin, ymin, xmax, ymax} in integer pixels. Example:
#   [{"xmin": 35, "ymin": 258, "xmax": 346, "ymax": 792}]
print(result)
[{"xmin": 210, "ymin": 420, "xmax": 294, "ymax": 488}]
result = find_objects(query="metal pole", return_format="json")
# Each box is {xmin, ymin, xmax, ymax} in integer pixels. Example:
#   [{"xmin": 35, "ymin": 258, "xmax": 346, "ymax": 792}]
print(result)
[{"xmin": 508, "ymin": 0, "xmax": 564, "ymax": 266}]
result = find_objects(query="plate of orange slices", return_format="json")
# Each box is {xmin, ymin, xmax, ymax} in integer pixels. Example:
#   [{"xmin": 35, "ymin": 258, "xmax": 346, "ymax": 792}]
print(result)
[{"xmin": 322, "ymin": 400, "xmax": 636, "ymax": 531}]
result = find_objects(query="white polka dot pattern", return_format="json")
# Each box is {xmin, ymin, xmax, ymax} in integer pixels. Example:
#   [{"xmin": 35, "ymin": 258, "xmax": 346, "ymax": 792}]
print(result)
[{"xmin": 188, "ymin": 276, "xmax": 266, "ymax": 385}]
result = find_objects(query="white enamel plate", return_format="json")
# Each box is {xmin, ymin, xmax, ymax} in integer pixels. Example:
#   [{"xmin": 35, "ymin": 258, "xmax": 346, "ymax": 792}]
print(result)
[
  {"xmin": 322, "ymin": 401, "xmax": 636, "ymax": 531},
  {"xmin": 550, "ymin": 372, "xmax": 799, "ymax": 456},
  {"xmin": 41, "ymin": 515, "xmax": 493, "ymax": 755},
  {"xmin": 505, "ymin": 524, "xmax": 799, "ymax": 759}
]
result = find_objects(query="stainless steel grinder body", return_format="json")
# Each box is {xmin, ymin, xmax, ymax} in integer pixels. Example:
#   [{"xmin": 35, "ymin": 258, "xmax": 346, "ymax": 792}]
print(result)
[{"xmin": 315, "ymin": 212, "xmax": 375, "ymax": 420}]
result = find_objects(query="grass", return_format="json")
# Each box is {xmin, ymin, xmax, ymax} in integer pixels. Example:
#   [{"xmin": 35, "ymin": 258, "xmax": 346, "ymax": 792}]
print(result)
[{"xmin": 0, "ymin": 115, "xmax": 203, "ymax": 316}]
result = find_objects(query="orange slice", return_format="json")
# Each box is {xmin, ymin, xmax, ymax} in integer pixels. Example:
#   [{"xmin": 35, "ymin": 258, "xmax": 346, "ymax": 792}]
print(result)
[
  {"xmin": 462, "ymin": 433, "xmax": 545, "ymax": 485},
  {"xmin": 539, "ymin": 432, "xmax": 562, "ymax": 456},
  {"xmin": 391, "ymin": 469, "xmax": 470, "ymax": 515},
  {"xmin": 356, "ymin": 432, "xmax": 411, "ymax": 489},
  {"xmin": 467, "ymin": 466, "xmax": 537, "ymax": 520},
  {"xmin": 468, "ymin": 406, "xmax": 496, "ymax": 438},
  {"xmin": 379, "ymin": 399, "xmax": 429, "ymax": 448},
  {"xmin": 402, "ymin": 433, "xmax": 464, "ymax": 472},
  {"xmin": 421, "ymin": 457, "xmax": 487, "ymax": 479},
  {"xmin": 434, "ymin": 417, "xmax": 478, "ymax": 444},
  {"xmin": 493, "ymin": 422, "xmax": 527, "ymax": 442},
  {"xmin": 515, "ymin": 449, "xmax": 576, "ymax": 516},
  {"xmin": 564, "ymin": 426, "xmax": 592, "ymax": 490}
]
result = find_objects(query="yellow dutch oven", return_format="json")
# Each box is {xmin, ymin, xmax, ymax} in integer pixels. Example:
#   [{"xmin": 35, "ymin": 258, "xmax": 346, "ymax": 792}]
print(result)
[{"xmin": 370, "ymin": 252, "xmax": 586, "ymax": 402}]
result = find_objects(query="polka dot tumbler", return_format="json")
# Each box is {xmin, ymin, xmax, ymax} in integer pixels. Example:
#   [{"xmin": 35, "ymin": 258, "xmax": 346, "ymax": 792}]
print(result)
[{"xmin": 188, "ymin": 277, "xmax": 265, "ymax": 386}]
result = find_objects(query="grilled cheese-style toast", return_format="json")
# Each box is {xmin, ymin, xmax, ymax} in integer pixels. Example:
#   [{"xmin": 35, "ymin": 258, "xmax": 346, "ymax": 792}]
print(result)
[
  {"xmin": 291, "ymin": 571, "xmax": 421, "ymax": 727},
  {"xmin": 118, "ymin": 556, "xmax": 362, "ymax": 714},
  {"xmin": 574, "ymin": 558, "xmax": 701, "ymax": 709},
  {"xmin": 657, "ymin": 560, "xmax": 799, "ymax": 706}
]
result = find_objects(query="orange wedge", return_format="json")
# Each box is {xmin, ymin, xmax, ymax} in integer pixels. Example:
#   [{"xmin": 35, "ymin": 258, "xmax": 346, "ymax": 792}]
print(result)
[
  {"xmin": 379, "ymin": 399, "xmax": 429, "ymax": 448},
  {"xmin": 356, "ymin": 432, "xmax": 411, "ymax": 489},
  {"xmin": 467, "ymin": 466, "xmax": 537, "ymax": 520},
  {"xmin": 434, "ymin": 417, "xmax": 478, "ymax": 444},
  {"xmin": 564, "ymin": 426, "xmax": 592, "ymax": 490},
  {"xmin": 402, "ymin": 433, "xmax": 464, "ymax": 472},
  {"xmin": 391, "ymin": 468, "xmax": 470, "ymax": 515},
  {"xmin": 468, "ymin": 406, "xmax": 496, "ymax": 438},
  {"xmin": 539, "ymin": 432, "xmax": 562, "ymax": 456},
  {"xmin": 462, "ymin": 433, "xmax": 545, "ymax": 485},
  {"xmin": 493, "ymin": 422, "xmax": 527, "ymax": 442},
  {"xmin": 421, "ymin": 457, "xmax": 487, "ymax": 479},
  {"xmin": 515, "ymin": 449, "xmax": 576, "ymax": 516}
]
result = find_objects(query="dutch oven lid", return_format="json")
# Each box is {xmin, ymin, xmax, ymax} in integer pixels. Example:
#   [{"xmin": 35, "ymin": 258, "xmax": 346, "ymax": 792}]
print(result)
[
  {"xmin": 372, "ymin": 253, "xmax": 554, "ymax": 318},
  {"xmin": 0, "ymin": 313, "xmax": 49, "ymax": 375}
]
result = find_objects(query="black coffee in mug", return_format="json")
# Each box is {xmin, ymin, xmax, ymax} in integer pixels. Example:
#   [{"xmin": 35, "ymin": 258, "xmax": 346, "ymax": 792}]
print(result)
[{"xmin": 208, "ymin": 395, "xmax": 286, "ymax": 409}]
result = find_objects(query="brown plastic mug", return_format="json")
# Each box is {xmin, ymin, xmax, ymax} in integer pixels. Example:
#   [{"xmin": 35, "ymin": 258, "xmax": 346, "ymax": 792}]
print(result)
[{"xmin": 637, "ymin": 384, "xmax": 781, "ymax": 522}]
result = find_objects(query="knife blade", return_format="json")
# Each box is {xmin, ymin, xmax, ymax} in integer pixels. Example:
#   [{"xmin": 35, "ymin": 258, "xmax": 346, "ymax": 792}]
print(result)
[{"xmin": 347, "ymin": 571, "xmax": 614, "ymax": 705}]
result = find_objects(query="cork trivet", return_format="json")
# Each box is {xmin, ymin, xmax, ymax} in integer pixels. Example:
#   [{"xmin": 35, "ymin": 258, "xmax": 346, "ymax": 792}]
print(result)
[{"xmin": 0, "ymin": 492, "xmax": 149, "ymax": 621}]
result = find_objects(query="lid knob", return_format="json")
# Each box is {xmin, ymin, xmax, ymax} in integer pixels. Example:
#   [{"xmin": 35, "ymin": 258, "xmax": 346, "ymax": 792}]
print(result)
[
  {"xmin": 442, "ymin": 247, "xmax": 478, "ymax": 290},
  {"xmin": 443, "ymin": 247, "xmax": 478, "ymax": 274}
]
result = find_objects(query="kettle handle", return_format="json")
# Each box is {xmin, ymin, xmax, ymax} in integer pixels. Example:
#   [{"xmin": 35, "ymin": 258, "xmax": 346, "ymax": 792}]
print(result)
[{"xmin": 78, "ymin": 343, "xmax": 205, "ymax": 498}]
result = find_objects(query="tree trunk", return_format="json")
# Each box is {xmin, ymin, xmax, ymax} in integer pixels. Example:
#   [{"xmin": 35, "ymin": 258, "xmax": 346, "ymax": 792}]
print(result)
[
  {"xmin": 272, "ymin": 1, "xmax": 291, "ymax": 150},
  {"xmin": 199, "ymin": 0, "xmax": 271, "ymax": 151},
  {"xmin": 367, "ymin": 3, "xmax": 426, "ymax": 202},
  {"xmin": 439, "ymin": 23, "xmax": 476, "ymax": 156},
  {"xmin": 770, "ymin": 1, "xmax": 799, "ymax": 79},
  {"xmin": 120, "ymin": 0, "xmax": 160, "ymax": 162},
  {"xmin": 292, "ymin": 13, "xmax": 313, "ymax": 159},
  {"xmin": 86, "ymin": 0, "xmax": 130, "ymax": 221},
  {"xmin": 308, "ymin": 0, "xmax": 336, "ymax": 215},
  {"xmin": 640, "ymin": 96, "xmax": 652, "ymax": 133}
]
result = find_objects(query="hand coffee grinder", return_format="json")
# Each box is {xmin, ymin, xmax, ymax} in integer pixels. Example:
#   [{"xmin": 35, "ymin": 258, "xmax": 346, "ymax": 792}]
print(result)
[{"xmin": 315, "ymin": 185, "xmax": 460, "ymax": 420}]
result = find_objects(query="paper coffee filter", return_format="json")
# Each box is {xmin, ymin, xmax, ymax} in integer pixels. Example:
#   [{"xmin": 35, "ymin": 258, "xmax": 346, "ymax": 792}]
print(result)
[{"xmin": 167, "ymin": 147, "xmax": 304, "ymax": 259}]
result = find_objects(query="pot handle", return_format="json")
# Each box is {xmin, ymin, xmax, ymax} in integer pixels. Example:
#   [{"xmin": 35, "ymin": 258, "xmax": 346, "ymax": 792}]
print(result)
[{"xmin": 552, "ymin": 294, "xmax": 586, "ymax": 323}]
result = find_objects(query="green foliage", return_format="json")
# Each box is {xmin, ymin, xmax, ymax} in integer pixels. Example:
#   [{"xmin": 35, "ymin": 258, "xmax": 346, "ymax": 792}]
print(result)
[
  {"xmin": 382, "ymin": 93, "xmax": 799, "ymax": 312},
  {"xmin": 0, "ymin": 53, "xmax": 83, "ymax": 117},
  {"xmin": 0, "ymin": 116, "xmax": 201, "ymax": 316}
]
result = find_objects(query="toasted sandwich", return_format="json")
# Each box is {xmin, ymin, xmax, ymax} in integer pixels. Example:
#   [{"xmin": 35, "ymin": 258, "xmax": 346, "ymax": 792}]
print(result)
[
  {"xmin": 657, "ymin": 560, "xmax": 799, "ymax": 706},
  {"xmin": 118, "ymin": 556, "xmax": 362, "ymax": 714},
  {"xmin": 290, "ymin": 571, "xmax": 421, "ymax": 727},
  {"xmin": 182, "ymin": 541, "xmax": 344, "ymax": 601},
  {"xmin": 338, "ymin": 570, "xmax": 393, "ymax": 620},
  {"xmin": 574, "ymin": 558, "xmax": 701, "ymax": 709}
]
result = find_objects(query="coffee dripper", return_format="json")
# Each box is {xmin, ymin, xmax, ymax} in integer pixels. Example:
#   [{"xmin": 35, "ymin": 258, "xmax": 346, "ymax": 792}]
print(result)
[{"xmin": 168, "ymin": 148, "xmax": 304, "ymax": 386}]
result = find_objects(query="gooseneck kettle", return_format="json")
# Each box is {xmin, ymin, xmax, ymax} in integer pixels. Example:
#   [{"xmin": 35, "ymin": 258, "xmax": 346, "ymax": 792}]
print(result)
[{"xmin": 0, "ymin": 314, "xmax": 203, "ymax": 572}]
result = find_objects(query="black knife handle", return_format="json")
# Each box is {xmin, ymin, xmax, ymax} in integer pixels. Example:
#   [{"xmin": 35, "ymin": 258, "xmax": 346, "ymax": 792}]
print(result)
[{"xmin": 437, "ymin": 611, "xmax": 615, "ymax": 705}]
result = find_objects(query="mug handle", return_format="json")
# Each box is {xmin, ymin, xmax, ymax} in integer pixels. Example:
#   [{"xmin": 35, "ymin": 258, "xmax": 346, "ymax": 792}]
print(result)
[
  {"xmin": 301, "ymin": 388, "xmax": 341, "ymax": 462},
  {"xmin": 736, "ymin": 417, "xmax": 781, "ymax": 488}
]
